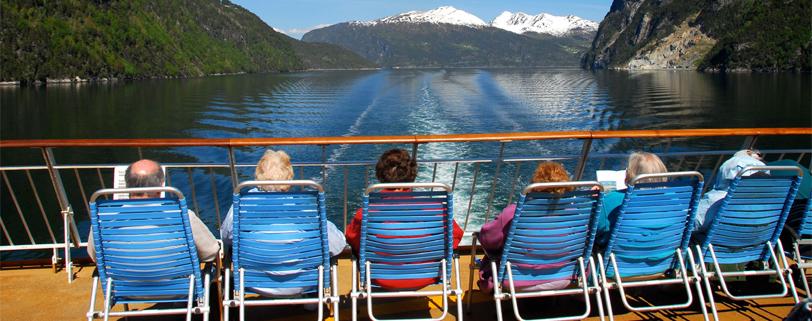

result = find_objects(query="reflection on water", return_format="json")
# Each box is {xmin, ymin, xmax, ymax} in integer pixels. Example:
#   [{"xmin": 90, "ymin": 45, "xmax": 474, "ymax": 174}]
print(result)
[
  {"xmin": 3, "ymin": 69, "xmax": 809, "ymax": 143},
  {"xmin": 1, "ymin": 69, "xmax": 810, "ymax": 250}
]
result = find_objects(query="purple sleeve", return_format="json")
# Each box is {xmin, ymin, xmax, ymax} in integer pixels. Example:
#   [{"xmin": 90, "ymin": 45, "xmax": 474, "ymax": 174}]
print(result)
[{"xmin": 478, "ymin": 204, "xmax": 516, "ymax": 253}]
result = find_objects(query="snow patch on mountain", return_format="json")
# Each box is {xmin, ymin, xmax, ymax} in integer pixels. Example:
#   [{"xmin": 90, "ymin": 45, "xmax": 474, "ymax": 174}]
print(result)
[
  {"xmin": 491, "ymin": 11, "xmax": 598, "ymax": 36},
  {"xmin": 351, "ymin": 6, "xmax": 487, "ymax": 28},
  {"xmin": 346, "ymin": 6, "xmax": 597, "ymax": 37}
]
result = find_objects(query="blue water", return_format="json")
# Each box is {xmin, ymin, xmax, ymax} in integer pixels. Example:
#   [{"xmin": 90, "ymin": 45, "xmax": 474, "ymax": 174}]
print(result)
[{"xmin": 1, "ymin": 69, "xmax": 810, "ymax": 255}]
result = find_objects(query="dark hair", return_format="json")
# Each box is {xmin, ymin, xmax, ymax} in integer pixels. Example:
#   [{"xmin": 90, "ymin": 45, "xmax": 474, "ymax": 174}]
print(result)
[
  {"xmin": 124, "ymin": 161, "xmax": 165, "ymax": 188},
  {"xmin": 375, "ymin": 149, "xmax": 417, "ymax": 183}
]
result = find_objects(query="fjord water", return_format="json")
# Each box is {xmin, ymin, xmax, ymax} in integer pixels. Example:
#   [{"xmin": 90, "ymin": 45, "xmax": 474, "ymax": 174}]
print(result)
[{"xmin": 1, "ymin": 69, "xmax": 810, "ymax": 250}]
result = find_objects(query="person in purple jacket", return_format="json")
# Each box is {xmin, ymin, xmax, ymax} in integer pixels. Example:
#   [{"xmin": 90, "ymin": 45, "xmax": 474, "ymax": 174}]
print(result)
[{"xmin": 477, "ymin": 161, "xmax": 576, "ymax": 293}]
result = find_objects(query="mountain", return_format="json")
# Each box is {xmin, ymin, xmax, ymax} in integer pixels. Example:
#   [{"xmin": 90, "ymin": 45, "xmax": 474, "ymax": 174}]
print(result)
[
  {"xmin": 302, "ymin": 6, "xmax": 596, "ymax": 68},
  {"xmin": 582, "ymin": 0, "xmax": 811, "ymax": 71},
  {"xmin": 0, "ymin": 0, "xmax": 375, "ymax": 83},
  {"xmin": 362, "ymin": 6, "xmax": 487, "ymax": 27},
  {"xmin": 491, "ymin": 11, "xmax": 598, "ymax": 37}
]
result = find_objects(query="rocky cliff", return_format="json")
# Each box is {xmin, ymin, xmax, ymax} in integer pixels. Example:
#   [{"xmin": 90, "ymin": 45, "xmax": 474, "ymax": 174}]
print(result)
[{"xmin": 583, "ymin": 0, "xmax": 811, "ymax": 72}]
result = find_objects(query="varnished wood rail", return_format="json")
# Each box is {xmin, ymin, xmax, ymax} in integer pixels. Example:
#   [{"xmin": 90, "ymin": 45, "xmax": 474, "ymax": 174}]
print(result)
[{"xmin": 1, "ymin": 128, "xmax": 810, "ymax": 148}]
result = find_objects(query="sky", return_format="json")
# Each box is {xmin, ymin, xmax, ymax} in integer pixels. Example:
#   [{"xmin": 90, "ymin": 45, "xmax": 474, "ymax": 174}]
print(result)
[{"xmin": 230, "ymin": 0, "xmax": 613, "ymax": 39}]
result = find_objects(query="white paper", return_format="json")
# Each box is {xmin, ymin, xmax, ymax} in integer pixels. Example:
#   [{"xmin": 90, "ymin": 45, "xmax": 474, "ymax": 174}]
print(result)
[{"xmin": 596, "ymin": 170, "xmax": 626, "ymax": 191}]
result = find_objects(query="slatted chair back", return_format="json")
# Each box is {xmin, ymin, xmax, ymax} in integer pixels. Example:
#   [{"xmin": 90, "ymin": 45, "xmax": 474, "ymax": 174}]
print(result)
[
  {"xmin": 497, "ymin": 181, "xmax": 603, "ymax": 285},
  {"xmin": 797, "ymin": 196, "xmax": 812, "ymax": 238},
  {"xmin": 699, "ymin": 166, "xmax": 803, "ymax": 264},
  {"xmin": 603, "ymin": 172, "xmax": 704, "ymax": 278},
  {"xmin": 88, "ymin": 187, "xmax": 204, "ymax": 303},
  {"xmin": 360, "ymin": 183, "xmax": 454, "ymax": 287},
  {"xmin": 232, "ymin": 180, "xmax": 330, "ymax": 295}
]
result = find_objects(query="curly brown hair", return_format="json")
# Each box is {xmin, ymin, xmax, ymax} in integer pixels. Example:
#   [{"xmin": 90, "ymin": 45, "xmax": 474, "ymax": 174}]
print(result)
[
  {"xmin": 530, "ymin": 161, "xmax": 574, "ymax": 194},
  {"xmin": 375, "ymin": 149, "xmax": 417, "ymax": 183}
]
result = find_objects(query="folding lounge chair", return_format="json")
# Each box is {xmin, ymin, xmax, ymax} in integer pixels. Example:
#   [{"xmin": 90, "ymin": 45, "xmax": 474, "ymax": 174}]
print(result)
[
  {"xmin": 351, "ymin": 182, "xmax": 463, "ymax": 321},
  {"xmin": 487, "ymin": 181, "xmax": 606, "ymax": 321},
  {"xmin": 86, "ymin": 187, "xmax": 212, "ymax": 321},
  {"xmin": 223, "ymin": 180, "xmax": 338, "ymax": 321},
  {"xmin": 597, "ymin": 171, "xmax": 707, "ymax": 321},
  {"xmin": 695, "ymin": 165, "xmax": 803, "ymax": 321},
  {"xmin": 790, "ymin": 198, "xmax": 812, "ymax": 298}
]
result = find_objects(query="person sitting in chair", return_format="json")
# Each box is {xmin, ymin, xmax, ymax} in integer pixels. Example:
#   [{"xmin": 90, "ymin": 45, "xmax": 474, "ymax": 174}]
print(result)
[
  {"xmin": 595, "ymin": 151, "xmax": 669, "ymax": 247},
  {"xmin": 87, "ymin": 159, "xmax": 219, "ymax": 263},
  {"xmin": 477, "ymin": 161, "xmax": 575, "ymax": 292},
  {"xmin": 345, "ymin": 148, "xmax": 464, "ymax": 290},
  {"xmin": 220, "ymin": 149, "xmax": 347, "ymax": 257}
]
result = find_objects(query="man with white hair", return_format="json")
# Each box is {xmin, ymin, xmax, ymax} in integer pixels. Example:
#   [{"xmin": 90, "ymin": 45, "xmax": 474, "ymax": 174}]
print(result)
[
  {"xmin": 86, "ymin": 159, "xmax": 219, "ymax": 262},
  {"xmin": 693, "ymin": 149, "xmax": 766, "ymax": 233}
]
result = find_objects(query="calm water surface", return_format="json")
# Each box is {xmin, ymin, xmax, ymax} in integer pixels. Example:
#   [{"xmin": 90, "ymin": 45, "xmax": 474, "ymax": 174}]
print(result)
[{"xmin": 1, "ymin": 69, "xmax": 810, "ymax": 253}]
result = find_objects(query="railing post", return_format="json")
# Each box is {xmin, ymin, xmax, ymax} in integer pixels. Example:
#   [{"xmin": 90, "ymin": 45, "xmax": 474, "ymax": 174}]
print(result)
[
  {"xmin": 321, "ymin": 145, "xmax": 328, "ymax": 186},
  {"xmin": 412, "ymin": 143, "xmax": 419, "ymax": 161},
  {"xmin": 42, "ymin": 147, "xmax": 80, "ymax": 283},
  {"xmin": 741, "ymin": 135, "xmax": 759, "ymax": 150},
  {"xmin": 227, "ymin": 146, "xmax": 238, "ymax": 190},
  {"xmin": 483, "ymin": 141, "xmax": 507, "ymax": 222},
  {"xmin": 574, "ymin": 138, "xmax": 593, "ymax": 181}
]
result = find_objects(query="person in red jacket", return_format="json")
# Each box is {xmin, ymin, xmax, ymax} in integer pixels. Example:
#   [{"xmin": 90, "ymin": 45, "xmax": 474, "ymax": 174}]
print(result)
[{"xmin": 346, "ymin": 148, "xmax": 463, "ymax": 290}]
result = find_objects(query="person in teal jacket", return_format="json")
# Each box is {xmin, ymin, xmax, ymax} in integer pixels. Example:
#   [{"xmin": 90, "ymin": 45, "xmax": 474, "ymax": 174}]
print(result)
[{"xmin": 595, "ymin": 152, "xmax": 669, "ymax": 247}]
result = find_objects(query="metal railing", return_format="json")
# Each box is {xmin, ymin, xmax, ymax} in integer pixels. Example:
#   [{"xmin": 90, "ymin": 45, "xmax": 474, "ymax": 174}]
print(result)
[{"xmin": 1, "ymin": 128, "xmax": 810, "ymax": 283}]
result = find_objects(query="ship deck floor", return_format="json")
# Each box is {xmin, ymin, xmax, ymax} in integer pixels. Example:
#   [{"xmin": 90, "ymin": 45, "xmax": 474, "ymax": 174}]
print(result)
[{"xmin": 0, "ymin": 254, "xmax": 802, "ymax": 321}]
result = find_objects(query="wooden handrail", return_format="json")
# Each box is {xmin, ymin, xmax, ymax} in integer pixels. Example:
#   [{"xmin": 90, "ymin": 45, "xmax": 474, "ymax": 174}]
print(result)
[{"xmin": 1, "ymin": 128, "xmax": 810, "ymax": 148}]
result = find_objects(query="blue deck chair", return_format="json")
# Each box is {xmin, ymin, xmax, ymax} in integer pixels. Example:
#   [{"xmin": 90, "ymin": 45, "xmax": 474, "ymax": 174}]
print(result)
[
  {"xmin": 223, "ymin": 180, "xmax": 338, "ymax": 321},
  {"xmin": 790, "ymin": 197, "xmax": 812, "ymax": 298},
  {"xmin": 490, "ymin": 181, "xmax": 606, "ymax": 321},
  {"xmin": 695, "ymin": 165, "xmax": 803, "ymax": 320},
  {"xmin": 350, "ymin": 182, "xmax": 463, "ymax": 321},
  {"xmin": 86, "ymin": 187, "xmax": 212, "ymax": 321},
  {"xmin": 597, "ymin": 171, "xmax": 707, "ymax": 321}
]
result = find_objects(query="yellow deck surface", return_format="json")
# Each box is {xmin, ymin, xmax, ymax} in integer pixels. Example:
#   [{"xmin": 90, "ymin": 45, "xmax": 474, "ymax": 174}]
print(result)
[{"xmin": 0, "ymin": 255, "xmax": 801, "ymax": 321}]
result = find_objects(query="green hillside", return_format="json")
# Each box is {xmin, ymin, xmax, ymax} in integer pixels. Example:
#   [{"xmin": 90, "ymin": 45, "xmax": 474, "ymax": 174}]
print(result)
[{"xmin": 0, "ymin": 0, "xmax": 375, "ymax": 83}]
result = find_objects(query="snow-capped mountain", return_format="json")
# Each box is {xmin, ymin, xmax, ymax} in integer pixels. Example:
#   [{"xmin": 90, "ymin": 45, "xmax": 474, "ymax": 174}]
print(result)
[
  {"xmin": 302, "ymin": 6, "xmax": 597, "ymax": 68},
  {"xmin": 491, "ymin": 11, "xmax": 598, "ymax": 36},
  {"xmin": 352, "ymin": 6, "xmax": 487, "ymax": 28}
]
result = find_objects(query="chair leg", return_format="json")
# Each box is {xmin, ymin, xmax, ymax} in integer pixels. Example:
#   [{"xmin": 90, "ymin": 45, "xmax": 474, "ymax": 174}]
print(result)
[
  {"xmin": 707, "ymin": 242, "xmax": 790, "ymax": 301},
  {"xmin": 466, "ymin": 235, "xmax": 479, "ymax": 314},
  {"xmin": 87, "ymin": 276, "xmax": 99, "ymax": 321},
  {"xmin": 454, "ymin": 256, "xmax": 463, "ymax": 321},
  {"xmin": 186, "ymin": 275, "xmax": 195, "ymax": 321},
  {"xmin": 588, "ymin": 257, "xmax": 605, "ymax": 321},
  {"xmin": 777, "ymin": 239, "xmax": 800, "ymax": 303},
  {"xmin": 224, "ymin": 268, "xmax": 231, "ymax": 321},
  {"xmin": 318, "ymin": 266, "xmax": 325, "ymax": 321},
  {"xmin": 597, "ymin": 254, "xmax": 614, "ymax": 321},
  {"xmin": 103, "ymin": 278, "xmax": 112, "ymax": 321},
  {"xmin": 216, "ymin": 253, "xmax": 224, "ymax": 319},
  {"xmin": 351, "ymin": 259, "xmax": 358, "ymax": 321},
  {"xmin": 686, "ymin": 248, "xmax": 710, "ymax": 321},
  {"xmin": 794, "ymin": 242, "xmax": 812, "ymax": 299},
  {"xmin": 332, "ymin": 264, "xmax": 340, "ymax": 321},
  {"xmin": 203, "ymin": 272, "xmax": 211, "ymax": 321},
  {"xmin": 239, "ymin": 269, "xmax": 246, "ymax": 321},
  {"xmin": 696, "ymin": 245, "xmax": 720, "ymax": 321},
  {"xmin": 490, "ymin": 261, "xmax": 505, "ymax": 321}
]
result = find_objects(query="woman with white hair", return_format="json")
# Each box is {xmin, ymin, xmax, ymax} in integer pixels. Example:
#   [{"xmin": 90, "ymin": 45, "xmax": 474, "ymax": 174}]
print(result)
[
  {"xmin": 595, "ymin": 151, "xmax": 669, "ymax": 246},
  {"xmin": 220, "ymin": 149, "xmax": 346, "ymax": 262}
]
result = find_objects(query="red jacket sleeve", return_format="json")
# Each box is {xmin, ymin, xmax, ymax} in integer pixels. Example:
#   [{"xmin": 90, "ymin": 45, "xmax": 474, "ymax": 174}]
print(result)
[
  {"xmin": 452, "ymin": 220, "xmax": 463, "ymax": 249},
  {"xmin": 345, "ymin": 208, "xmax": 363, "ymax": 257}
]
